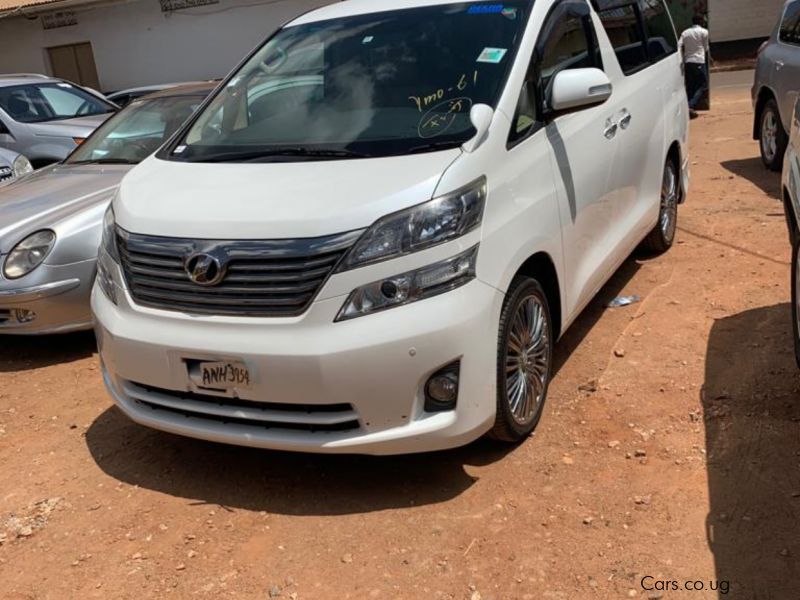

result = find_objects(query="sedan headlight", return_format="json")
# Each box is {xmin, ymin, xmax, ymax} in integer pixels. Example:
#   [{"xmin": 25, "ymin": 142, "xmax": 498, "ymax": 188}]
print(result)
[
  {"xmin": 336, "ymin": 246, "xmax": 478, "ymax": 321},
  {"xmin": 340, "ymin": 178, "xmax": 486, "ymax": 270},
  {"xmin": 3, "ymin": 230, "xmax": 56, "ymax": 279},
  {"xmin": 101, "ymin": 205, "xmax": 120, "ymax": 263},
  {"xmin": 12, "ymin": 154, "xmax": 33, "ymax": 179}
]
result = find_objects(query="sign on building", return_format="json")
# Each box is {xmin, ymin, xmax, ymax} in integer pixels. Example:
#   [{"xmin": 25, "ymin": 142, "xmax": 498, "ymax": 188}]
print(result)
[
  {"xmin": 160, "ymin": 0, "xmax": 219, "ymax": 12},
  {"xmin": 41, "ymin": 11, "xmax": 78, "ymax": 30}
]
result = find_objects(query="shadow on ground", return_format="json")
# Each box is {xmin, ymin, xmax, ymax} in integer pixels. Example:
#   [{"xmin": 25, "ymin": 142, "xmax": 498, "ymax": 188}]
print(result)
[
  {"xmin": 703, "ymin": 304, "xmax": 800, "ymax": 598},
  {"xmin": 720, "ymin": 158, "xmax": 781, "ymax": 201},
  {"xmin": 85, "ymin": 256, "xmax": 646, "ymax": 515},
  {"xmin": 0, "ymin": 331, "xmax": 95, "ymax": 372},
  {"xmin": 86, "ymin": 409, "xmax": 514, "ymax": 515}
]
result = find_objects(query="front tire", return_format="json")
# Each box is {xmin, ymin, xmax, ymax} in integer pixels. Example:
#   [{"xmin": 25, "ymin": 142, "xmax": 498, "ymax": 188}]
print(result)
[
  {"xmin": 490, "ymin": 277, "xmax": 553, "ymax": 442},
  {"xmin": 791, "ymin": 232, "xmax": 800, "ymax": 369},
  {"xmin": 760, "ymin": 98, "xmax": 788, "ymax": 172},
  {"xmin": 642, "ymin": 158, "xmax": 679, "ymax": 255}
]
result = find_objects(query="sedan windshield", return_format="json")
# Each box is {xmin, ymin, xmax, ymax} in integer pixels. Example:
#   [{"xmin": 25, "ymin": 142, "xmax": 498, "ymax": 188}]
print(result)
[
  {"xmin": 67, "ymin": 95, "xmax": 205, "ymax": 165},
  {"xmin": 0, "ymin": 82, "xmax": 115, "ymax": 123},
  {"xmin": 171, "ymin": 1, "xmax": 531, "ymax": 162}
]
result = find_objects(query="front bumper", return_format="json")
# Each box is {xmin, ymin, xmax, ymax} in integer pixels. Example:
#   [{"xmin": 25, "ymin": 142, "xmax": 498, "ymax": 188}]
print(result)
[
  {"xmin": 0, "ymin": 259, "xmax": 96, "ymax": 334},
  {"xmin": 92, "ymin": 276, "xmax": 504, "ymax": 455}
]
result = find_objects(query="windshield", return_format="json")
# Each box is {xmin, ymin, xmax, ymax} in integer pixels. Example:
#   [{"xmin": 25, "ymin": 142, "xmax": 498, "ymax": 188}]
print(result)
[
  {"xmin": 67, "ymin": 95, "xmax": 205, "ymax": 164},
  {"xmin": 0, "ymin": 82, "xmax": 115, "ymax": 123},
  {"xmin": 171, "ymin": 1, "xmax": 531, "ymax": 162}
]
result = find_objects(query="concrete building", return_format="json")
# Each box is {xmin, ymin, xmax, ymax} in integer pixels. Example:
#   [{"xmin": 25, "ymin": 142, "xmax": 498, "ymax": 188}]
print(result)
[
  {"xmin": 709, "ymin": 0, "xmax": 785, "ymax": 43},
  {"xmin": 0, "ymin": 0, "xmax": 335, "ymax": 91}
]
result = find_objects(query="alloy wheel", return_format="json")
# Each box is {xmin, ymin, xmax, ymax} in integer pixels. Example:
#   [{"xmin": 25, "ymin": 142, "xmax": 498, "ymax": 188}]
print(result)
[
  {"xmin": 505, "ymin": 293, "xmax": 550, "ymax": 425},
  {"xmin": 762, "ymin": 109, "xmax": 778, "ymax": 163},
  {"xmin": 660, "ymin": 161, "xmax": 679, "ymax": 244}
]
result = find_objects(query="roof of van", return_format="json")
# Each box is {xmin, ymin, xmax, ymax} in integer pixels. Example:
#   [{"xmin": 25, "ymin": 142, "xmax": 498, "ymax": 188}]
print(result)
[{"xmin": 290, "ymin": 0, "xmax": 527, "ymax": 26}]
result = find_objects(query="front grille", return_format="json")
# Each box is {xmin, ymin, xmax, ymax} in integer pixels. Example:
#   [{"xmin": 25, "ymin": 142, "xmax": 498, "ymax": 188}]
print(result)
[
  {"xmin": 0, "ymin": 167, "xmax": 12, "ymax": 182},
  {"xmin": 124, "ymin": 381, "xmax": 361, "ymax": 433},
  {"xmin": 117, "ymin": 228, "xmax": 362, "ymax": 317},
  {"xmin": 0, "ymin": 309, "xmax": 12, "ymax": 324}
]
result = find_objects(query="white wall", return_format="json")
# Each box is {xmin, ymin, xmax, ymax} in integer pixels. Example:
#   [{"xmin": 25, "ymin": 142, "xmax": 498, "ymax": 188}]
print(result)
[
  {"xmin": 710, "ymin": 0, "xmax": 786, "ymax": 43},
  {"xmin": 0, "ymin": 0, "xmax": 336, "ymax": 91}
]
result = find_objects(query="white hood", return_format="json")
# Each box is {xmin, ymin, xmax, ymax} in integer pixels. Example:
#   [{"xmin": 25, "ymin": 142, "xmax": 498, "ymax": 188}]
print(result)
[{"xmin": 114, "ymin": 150, "xmax": 462, "ymax": 239}]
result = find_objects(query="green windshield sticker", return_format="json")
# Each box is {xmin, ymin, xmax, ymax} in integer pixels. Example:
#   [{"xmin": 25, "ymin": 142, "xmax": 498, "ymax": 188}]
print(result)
[{"xmin": 477, "ymin": 47, "xmax": 508, "ymax": 64}]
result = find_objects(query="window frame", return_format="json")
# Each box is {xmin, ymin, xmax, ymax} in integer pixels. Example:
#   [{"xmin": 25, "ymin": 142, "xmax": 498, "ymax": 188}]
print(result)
[
  {"xmin": 779, "ymin": 0, "xmax": 800, "ymax": 46},
  {"xmin": 592, "ymin": 0, "xmax": 678, "ymax": 76},
  {"xmin": 638, "ymin": 0, "xmax": 679, "ymax": 65},
  {"xmin": 507, "ymin": 0, "xmax": 603, "ymax": 149}
]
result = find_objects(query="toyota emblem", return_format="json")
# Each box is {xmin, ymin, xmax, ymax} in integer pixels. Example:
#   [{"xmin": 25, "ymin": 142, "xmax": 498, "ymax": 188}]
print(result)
[{"xmin": 185, "ymin": 252, "xmax": 227, "ymax": 286}]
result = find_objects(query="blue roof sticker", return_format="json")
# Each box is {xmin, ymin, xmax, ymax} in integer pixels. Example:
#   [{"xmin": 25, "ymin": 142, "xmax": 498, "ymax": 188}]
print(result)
[{"xmin": 468, "ymin": 4, "xmax": 505, "ymax": 15}]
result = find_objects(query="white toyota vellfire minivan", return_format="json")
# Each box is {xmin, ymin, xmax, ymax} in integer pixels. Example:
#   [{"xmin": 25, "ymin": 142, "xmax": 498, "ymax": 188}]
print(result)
[{"xmin": 93, "ymin": 0, "xmax": 689, "ymax": 455}]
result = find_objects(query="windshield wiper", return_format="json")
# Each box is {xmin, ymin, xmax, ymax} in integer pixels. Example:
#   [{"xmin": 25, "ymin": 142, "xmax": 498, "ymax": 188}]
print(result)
[
  {"xmin": 185, "ymin": 147, "xmax": 371, "ymax": 163},
  {"xmin": 406, "ymin": 141, "xmax": 464, "ymax": 154},
  {"xmin": 69, "ymin": 158, "xmax": 138, "ymax": 165}
]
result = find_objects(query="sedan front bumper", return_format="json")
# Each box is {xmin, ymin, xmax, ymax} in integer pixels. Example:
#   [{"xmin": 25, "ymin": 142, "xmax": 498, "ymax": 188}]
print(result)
[{"xmin": 0, "ymin": 259, "xmax": 96, "ymax": 334}]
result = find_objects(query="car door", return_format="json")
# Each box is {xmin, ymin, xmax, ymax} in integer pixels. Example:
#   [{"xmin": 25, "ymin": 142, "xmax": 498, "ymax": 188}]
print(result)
[
  {"xmin": 510, "ymin": 0, "xmax": 625, "ymax": 322},
  {"xmin": 593, "ymin": 1, "xmax": 671, "ymax": 253},
  {"xmin": 776, "ymin": 0, "xmax": 800, "ymax": 131}
]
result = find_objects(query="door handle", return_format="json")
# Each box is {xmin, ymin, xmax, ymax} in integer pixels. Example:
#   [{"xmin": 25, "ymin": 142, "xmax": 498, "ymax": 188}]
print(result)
[
  {"xmin": 619, "ymin": 110, "xmax": 632, "ymax": 130},
  {"xmin": 604, "ymin": 118, "xmax": 618, "ymax": 140}
]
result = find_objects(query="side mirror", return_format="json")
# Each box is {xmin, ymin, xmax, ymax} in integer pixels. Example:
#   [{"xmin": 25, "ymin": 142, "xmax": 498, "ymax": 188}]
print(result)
[
  {"xmin": 549, "ymin": 68, "xmax": 612, "ymax": 113},
  {"xmin": 462, "ymin": 104, "xmax": 494, "ymax": 153}
]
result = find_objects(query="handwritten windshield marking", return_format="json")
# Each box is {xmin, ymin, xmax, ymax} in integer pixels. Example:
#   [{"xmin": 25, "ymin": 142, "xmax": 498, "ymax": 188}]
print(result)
[
  {"xmin": 417, "ymin": 97, "xmax": 473, "ymax": 139},
  {"xmin": 409, "ymin": 71, "xmax": 479, "ymax": 113}
]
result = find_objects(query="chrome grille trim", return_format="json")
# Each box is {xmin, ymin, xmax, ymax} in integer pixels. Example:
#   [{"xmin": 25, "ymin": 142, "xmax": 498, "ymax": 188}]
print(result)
[
  {"xmin": 124, "ymin": 380, "xmax": 361, "ymax": 433},
  {"xmin": 117, "ymin": 227, "xmax": 363, "ymax": 317}
]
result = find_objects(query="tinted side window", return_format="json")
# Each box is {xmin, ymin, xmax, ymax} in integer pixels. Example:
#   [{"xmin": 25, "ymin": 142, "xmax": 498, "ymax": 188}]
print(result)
[
  {"xmin": 640, "ymin": 0, "xmax": 678, "ymax": 61},
  {"xmin": 596, "ymin": 4, "xmax": 649, "ymax": 75},
  {"xmin": 539, "ymin": 12, "xmax": 599, "ymax": 93},
  {"xmin": 509, "ymin": 0, "xmax": 601, "ymax": 146},
  {"xmin": 780, "ymin": 0, "xmax": 800, "ymax": 45}
]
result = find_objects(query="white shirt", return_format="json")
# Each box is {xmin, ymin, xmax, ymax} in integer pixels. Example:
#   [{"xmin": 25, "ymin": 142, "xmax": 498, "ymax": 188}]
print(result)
[{"xmin": 680, "ymin": 25, "xmax": 710, "ymax": 64}]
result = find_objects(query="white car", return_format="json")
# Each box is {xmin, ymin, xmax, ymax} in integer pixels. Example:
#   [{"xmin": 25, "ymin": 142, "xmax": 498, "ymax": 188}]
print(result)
[
  {"xmin": 93, "ymin": 0, "xmax": 690, "ymax": 455},
  {"xmin": 783, "ymin": 98, "xmax": 800, "ymax": 365}
]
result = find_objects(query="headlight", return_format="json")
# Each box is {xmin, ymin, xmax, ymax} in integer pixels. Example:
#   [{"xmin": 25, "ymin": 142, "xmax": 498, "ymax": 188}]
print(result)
[
  {"xmin": 101, "ymin": 205, "xmax": 120, "ymax": 263},
  {"xmin": 3, "ymin": 230, "xmax": 56, "ymax": 279},
  {"xmin": 336, "ymin": 245, "xmax": 478, "ymax": 321},
  {"xmin": 12, "ymin": 155, "xmax": 33, "ymax": 179},
  {"xmin": 340, "ymin": 178, "xmax": 486, "ymax": 270}
]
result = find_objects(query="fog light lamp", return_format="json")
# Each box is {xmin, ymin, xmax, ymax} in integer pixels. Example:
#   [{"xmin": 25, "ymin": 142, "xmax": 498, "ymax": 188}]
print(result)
[
  {"xmin": 14, "ymin": 309, "xmax": 36, "ymax": 323},
  {"xmin": 424, "ymin": 362, "xmax": 460, "ymax": 412}
]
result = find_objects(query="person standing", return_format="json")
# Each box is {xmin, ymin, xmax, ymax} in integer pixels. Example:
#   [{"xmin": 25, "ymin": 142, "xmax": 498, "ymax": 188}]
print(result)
[{"xmin": 680, "ymin": 15, "xmax": 711, "ymax": 119}]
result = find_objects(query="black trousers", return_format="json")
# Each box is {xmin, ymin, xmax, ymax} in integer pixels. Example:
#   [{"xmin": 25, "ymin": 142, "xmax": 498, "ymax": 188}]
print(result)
[{"xmin": 685, "ymin": 63, "xmax": 708, "ymax": 110}]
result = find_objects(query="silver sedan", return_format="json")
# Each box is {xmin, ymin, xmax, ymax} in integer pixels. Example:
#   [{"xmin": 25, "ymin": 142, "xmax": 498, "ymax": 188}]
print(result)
[{"xmin": 0, "ymin": 83, "xmax": 215, "ymax": 334}]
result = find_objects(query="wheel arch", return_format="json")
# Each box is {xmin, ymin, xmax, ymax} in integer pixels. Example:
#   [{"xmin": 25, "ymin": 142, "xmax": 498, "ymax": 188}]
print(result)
[
  {"xmin": 666, "ymin": 140, "xmax": 684, "ymax": 203},
  {"xmin": 754, "ymin": 87, "xmax": 778, "ymax": 141},
  {"xmin": 511, "ymin": 252, "xmax": 562, "ymax": 340},
  {"xmin": 784, "ymin": 185, "xmax": 798, "ymax": 247}
]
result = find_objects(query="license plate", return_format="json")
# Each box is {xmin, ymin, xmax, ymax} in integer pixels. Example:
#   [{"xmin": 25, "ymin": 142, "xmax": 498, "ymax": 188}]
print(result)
[{"xmin": 191, "ymin": 361, "xmax": 252, "ymax": 391}]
